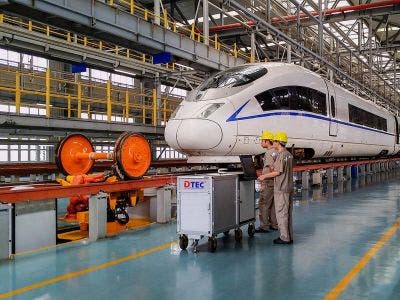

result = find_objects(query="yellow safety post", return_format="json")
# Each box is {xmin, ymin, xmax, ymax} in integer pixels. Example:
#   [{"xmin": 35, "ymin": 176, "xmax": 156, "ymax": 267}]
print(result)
[
  {"xmin": 163, "ymin": 98, "xmax": 167, "ymax": 123},
  {"xmin": 125, "ymin": 90, "xmax": 129, "ymax": 121},
  {"xmin": 166, "ymin": 63, "xmax": 169, "ymax": 69},
  {"xmin": 172, "ymin": 63, "xmax": 175, "ymax": 70},
  {"xmin": 0, "ymin": 14, "xmax": 4, "ymax": 23},
  {"xmin": 67, "ymin": 95, "xmax": 71, "ymax": 118},
  {"xmin": 173, "ymin": 21, "xmax": 177, "ymax": 32},
  {"xmin": 99, "ymin": 41, "xmax": 103, "ymax": 50},
  {"xmin": 28, "ymin": 20, "xmax": 32, "ymax": 31},
  {"xmin": 142, "ymin": 54, "xmax": 146, "ymax": 62},
  {"xmin": 190, "ymin": 23, "xmax": 195, "ymax": 39},
  {"xmin": 126, "ymin": 49, "xmax": 130, "ymax": 58},
  {"xmin": 115, "ymin": 45, "xmax": 119, "ymax": 55},
  {"xmin": 15, "ymin": 71, "xmax": 21, "ymax": 114},
  {"xmin": 214, "ymin": 34, "xmax": 218, "ymax": 49},
  {"xmin": 163, "ymin": 9, "xmax": 168, "ymax": 28},
  {"xmin": 109, "ymin": 0, "xmax": 114, "ymax": 6},
  {"xmin": 107, "ymin": 80, "xmax": 112, "ymax": 123},
  {"xmin": 144, "ymin": 9, "xmax": 148, "ymax": 21},
  {"xmin": 130, "ymin": 0, "xmax": 135, "ymax": 14},
  {"xmin": 77, "ymin": 81, "xmax": 82, "ymax": 118},
  {"xmin": 233, "ymin": 43, "xmax": 237, "ymax": 58},
  {"xmin": 67, "ymin": 32, "xmax": 71, "ymax": 42},
  {"xmin": 83, "ymin": 36, "xmax": 87, "ymax": 46},
  {"xmin": 46, "ymin": 26, "xmax": 50, "ymax": 36},
  {"xmin": 87, "ymin": 104, "xmax": 91, "ymax": 119},
  {"xmin": 45, "ymin": 68, "xmax": 51, "ymax": 117},
  {"xmin": 152, "ymin": 88, "xmax": 157, "ymax": 126}
]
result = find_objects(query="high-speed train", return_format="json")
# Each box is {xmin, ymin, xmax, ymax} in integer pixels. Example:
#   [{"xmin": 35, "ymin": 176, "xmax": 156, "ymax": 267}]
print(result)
[{"xmin": 165, "ymin": 63, "xmax": 400, "ymax": 163}]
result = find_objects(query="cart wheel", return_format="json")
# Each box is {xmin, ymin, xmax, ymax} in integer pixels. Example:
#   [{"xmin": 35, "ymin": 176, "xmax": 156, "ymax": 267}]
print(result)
[
  {"xmin": 208, "ymin": 237, "xmax": 217, "ymax": 252},
  {"xmin": 248, "ymin": 223, "xmax": 255, "ymax": 237},
  {"xmin": 234, "ymin": 228, "xmax": 243, "ymax": 242},
  {"xmin": 223, "ymin": 230, "xmax": 230, "ymax": 237},
  {"xmin": 179, "ymin": 234, "xmax": 189, "ymax": 250}
]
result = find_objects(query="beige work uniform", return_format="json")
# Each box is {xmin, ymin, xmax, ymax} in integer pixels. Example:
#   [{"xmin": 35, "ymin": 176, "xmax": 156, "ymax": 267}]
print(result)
[
  {"xmin": 273, "ymin": 148, "xmax": 294, "ymax": 242},
  {"xmin": 259, "ymin": 148, "xmax": 278, "ymax": 230}
]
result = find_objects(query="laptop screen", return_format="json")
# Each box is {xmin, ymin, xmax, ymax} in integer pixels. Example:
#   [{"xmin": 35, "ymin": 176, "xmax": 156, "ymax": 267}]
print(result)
[{"xmin": 239, "ymin": 155, "xmax": 257, "ymax": 179}]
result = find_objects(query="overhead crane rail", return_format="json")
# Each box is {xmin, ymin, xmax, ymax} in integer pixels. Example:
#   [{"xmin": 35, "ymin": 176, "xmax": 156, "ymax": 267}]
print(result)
[{"xmin": 1, "ymin": 157, "xmax": 399, "ymax": 203}]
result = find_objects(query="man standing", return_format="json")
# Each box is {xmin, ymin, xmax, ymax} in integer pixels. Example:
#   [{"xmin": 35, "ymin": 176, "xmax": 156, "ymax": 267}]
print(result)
[
  {"xmin": 256, "ymin": 131, "xmax": 278, "ymax": 233},
  {"xmin": 258, "ymin": 132, "xmax": 294, "ymax": 245}
]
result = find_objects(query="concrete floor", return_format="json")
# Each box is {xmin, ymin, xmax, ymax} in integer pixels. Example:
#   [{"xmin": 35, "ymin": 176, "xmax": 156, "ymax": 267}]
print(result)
[{"xmin": 0, "ymin": 171, "xmax": 399, "ymax": 299}]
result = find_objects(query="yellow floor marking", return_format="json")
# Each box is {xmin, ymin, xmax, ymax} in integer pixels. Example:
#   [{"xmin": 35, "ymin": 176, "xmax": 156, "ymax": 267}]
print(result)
[
  {"xmin": 325, "ymin": 218, "xmax": 400, "ymax": 300},
  {"xmin": 0, "ymin": 241, "xmax": 176, "ymax": 299},
  {"xmin": 14, "ymin": 239, "xmax": 81, "ymax": 257}
]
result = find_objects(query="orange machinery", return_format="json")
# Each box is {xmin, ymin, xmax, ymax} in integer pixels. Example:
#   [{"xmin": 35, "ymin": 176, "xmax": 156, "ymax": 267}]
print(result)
[{"xmin": 55, "ymin": 132, "xmax": 151, "ymax": 236}]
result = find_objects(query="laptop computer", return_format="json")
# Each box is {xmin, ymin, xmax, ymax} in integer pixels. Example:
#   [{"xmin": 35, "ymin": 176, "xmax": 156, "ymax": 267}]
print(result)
[{"xmin": 239, "ymin": 155, "xmax": 258, "ymax": 180}]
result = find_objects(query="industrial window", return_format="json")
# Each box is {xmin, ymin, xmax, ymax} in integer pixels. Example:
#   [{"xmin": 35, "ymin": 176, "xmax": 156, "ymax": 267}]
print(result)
[
  {"xmin": 348, "ymin": 104, "xmax": 387, "ymax": 131},
  {"xmin": 331, "ymin": 96, "xmax": 336, "ymax": 118},
  {"xmin": 198, "ymin": 65, "xmax": 267, "ymax": 91},
  {"xmin": 255, "ymin": 86, "xmax": 327, "ymax": 116}
]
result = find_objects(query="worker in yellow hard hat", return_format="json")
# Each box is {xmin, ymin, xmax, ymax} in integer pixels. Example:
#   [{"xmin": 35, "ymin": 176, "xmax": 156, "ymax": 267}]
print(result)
[
  {"xmin": 258, "ymin": 131, "xmax": 294, "ymax": 244},
  {"xmin": 256, "ymin": 131, "xmax": 278, "ymax": 233}
]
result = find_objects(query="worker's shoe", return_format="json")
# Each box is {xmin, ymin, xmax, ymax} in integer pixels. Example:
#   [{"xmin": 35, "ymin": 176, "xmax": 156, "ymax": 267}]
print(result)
[
  {"xmin": 255, "ymin": 227, "xmax": 271, "ymax": 233},
  {"xmin": 273, "ymin": 237, "xmax": 291, "ymax": 244}
]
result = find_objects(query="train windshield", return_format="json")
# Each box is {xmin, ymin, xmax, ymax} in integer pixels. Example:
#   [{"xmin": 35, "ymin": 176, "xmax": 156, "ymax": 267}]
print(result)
[{"xmin": 198, "ymin": 65, "xmax": 267, "ymax": 91}]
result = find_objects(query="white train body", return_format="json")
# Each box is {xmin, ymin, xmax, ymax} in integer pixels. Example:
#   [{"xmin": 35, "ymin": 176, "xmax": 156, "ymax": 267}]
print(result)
[{"xmin": 165, "ymin": 63, "xmax": 400, "ymax": 163}]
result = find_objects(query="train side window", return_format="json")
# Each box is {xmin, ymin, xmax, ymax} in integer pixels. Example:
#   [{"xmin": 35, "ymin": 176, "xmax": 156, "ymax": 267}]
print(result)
[
  {"xmin": 271, "ymin": 88, "xmax": 290, "ymax": 109},
  {"xmin": 330, "ymin": 96, "xmax": 336, "ymax": 118},
  {"xmin": 348, "ymin": 104, "xmax": 387, "ymax": 131},
  {"xmin": 255, "ymin": 90, "xmax": 277, "ymax": 111},
  {"xmin": 311, "ymin": 90, "xmax": 327, "ymax": 115}
]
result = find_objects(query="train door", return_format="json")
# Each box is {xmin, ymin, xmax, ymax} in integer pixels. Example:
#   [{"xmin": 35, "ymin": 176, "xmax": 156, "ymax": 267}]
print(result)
[{"xmin": 325, "ymin": 83, "xmax": 338, "ymax": 136}]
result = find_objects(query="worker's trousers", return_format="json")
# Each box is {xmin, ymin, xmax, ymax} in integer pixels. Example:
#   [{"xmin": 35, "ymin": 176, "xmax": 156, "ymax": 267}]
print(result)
[
  {"xmin": 259, "ymin": 181, "xmax": 278, "ymax": 230},
  {"xmin": 274, "ymin": 191, "xmax": 293, "ymax": 242}
]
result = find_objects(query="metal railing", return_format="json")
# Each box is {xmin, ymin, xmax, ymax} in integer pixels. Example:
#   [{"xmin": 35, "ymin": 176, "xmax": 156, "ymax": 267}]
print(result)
[{"xmin": 0, "ymin": 62, "xmax": 182, "ymax": 125}]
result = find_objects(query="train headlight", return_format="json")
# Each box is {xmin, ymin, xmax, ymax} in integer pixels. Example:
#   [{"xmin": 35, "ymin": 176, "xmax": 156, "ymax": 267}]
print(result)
[{"xmin": 199, "ymin": 103, "xmax": 224, "ymax": 118}]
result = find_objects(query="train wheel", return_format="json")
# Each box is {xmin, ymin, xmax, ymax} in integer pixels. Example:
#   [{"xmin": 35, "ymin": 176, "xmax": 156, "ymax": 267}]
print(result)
[
  {"xmin": 114, "ymin": 132, "xmax": 152, "ymax": 179},
  {"xmin": 55, "ymin": 134, "xmax": 94, "ymax": 175}
]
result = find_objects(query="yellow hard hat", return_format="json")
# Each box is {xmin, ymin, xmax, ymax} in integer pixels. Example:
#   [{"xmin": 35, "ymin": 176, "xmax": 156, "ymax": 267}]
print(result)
[
  {"xmin": 261, "ymin": 131, "xmax": 274, "ymax": 140},
  {"xmin": 274, "ymin": 132, "xmax": 288, "ymax": 143}
]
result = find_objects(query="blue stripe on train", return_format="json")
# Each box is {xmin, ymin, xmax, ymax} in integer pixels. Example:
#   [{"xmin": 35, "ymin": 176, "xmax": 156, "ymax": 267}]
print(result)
[{"xmin": 226, "ymin": 100, "xmax": 394, "ymax": 137}]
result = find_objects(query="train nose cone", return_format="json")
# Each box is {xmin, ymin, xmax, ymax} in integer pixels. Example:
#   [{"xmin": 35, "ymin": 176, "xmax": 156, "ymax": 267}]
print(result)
[
  {"xmin": 165, "ymin": 119, "xmax": 181, "ymax": 150},
  {"xmin": 177, "ymin": 119, "xmax": 223, "ymax": 150}
]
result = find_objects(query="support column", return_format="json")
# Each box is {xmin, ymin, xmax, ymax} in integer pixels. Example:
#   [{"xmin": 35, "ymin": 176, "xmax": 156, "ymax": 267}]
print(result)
[
  {"xmin": 150, "ymin": 186, "xmax": 172, "ymax": 223},
  {"xmin": 202, "ymin": 0, "xmax": 209, "ymax": 45},
  {"xmin": 287, "ymin": 44, "xmax": 291, "ymax": 63},
  {"xmin": 345, "ymin": 166, "xmax": 351, "ymax": 180},
  {"xmin": 326, "ymin": 168, "xmax": 334, "ymax": 184},
  {"xmin": 154, "ymin": 0, "xmax": 161, "ymax": 25},
  {"xmin": 45, "ymin": 68, "xmax": 51, "ymax": 118},
  {"xmin": 302, "ymin": 171, "xmax": 310, "ymax": 189},
  {"xmin": 89, "ymin": 192, "xmax": 107, "ymax": 241},
  {"xmin": 337, "ymin": 166, "xmax": 344, "ymax": 182},
  {"xmin": 351, "ymin": 165, "xmax": 358, "ymax": 179},
  {"xmin": 250, "ymin": 31, "xmax": 255, "ymax": 63},
  {"xmin": 359, "ymin": 164, "xmax": 365, "ymax": 176},
  {"xmin": 15, "ymin": 71, "xmax": 21, "ymax": 114}
]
